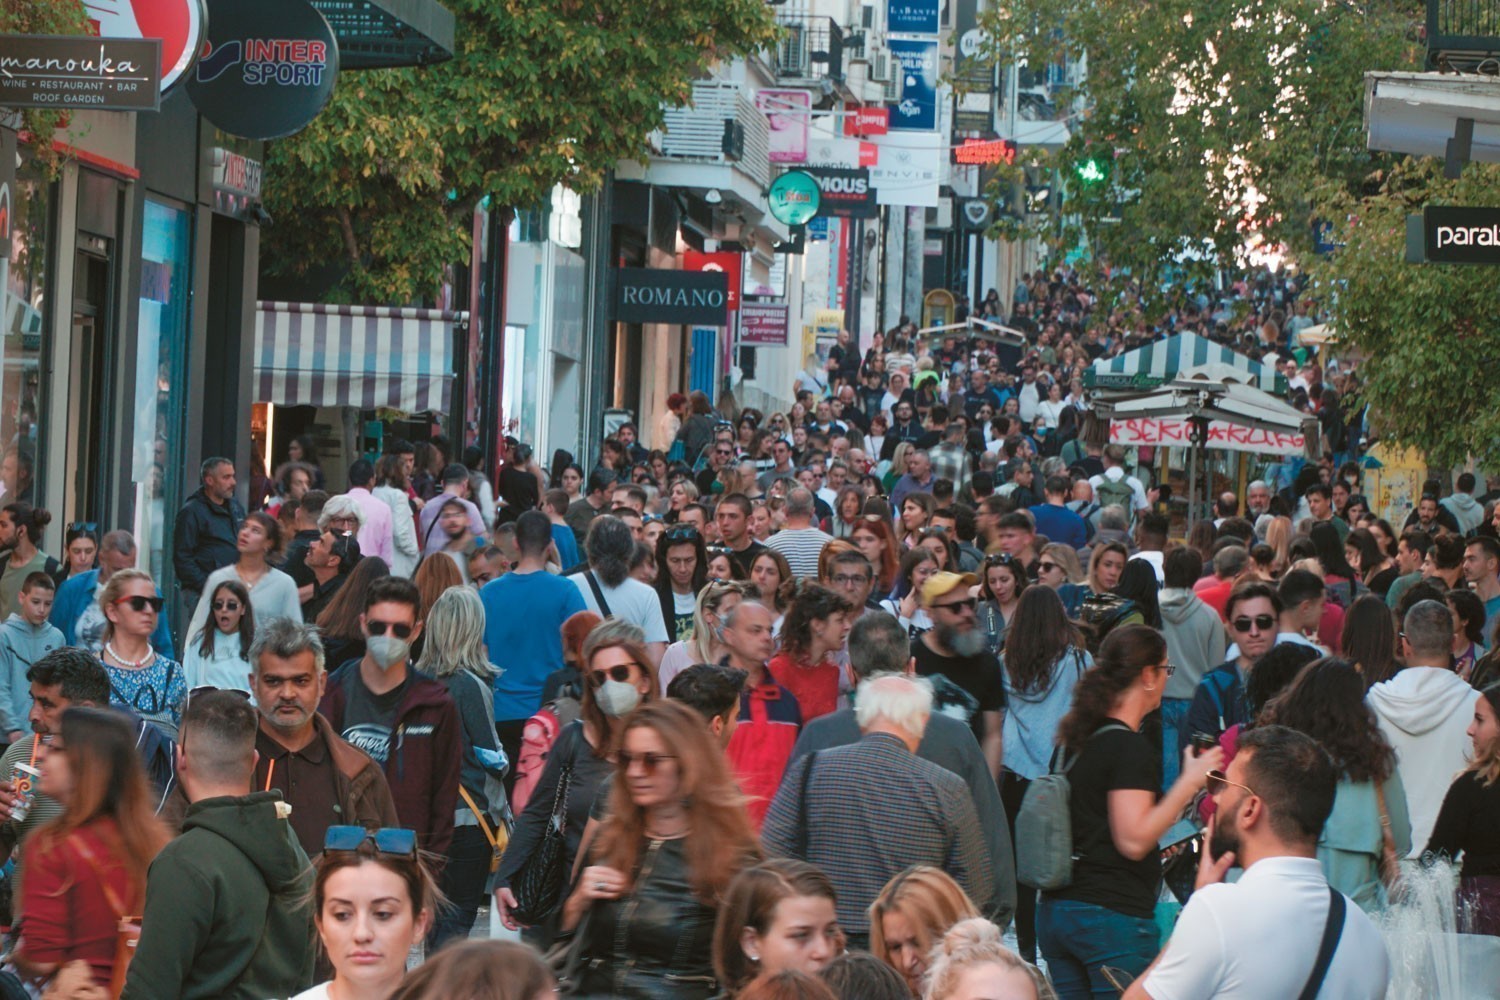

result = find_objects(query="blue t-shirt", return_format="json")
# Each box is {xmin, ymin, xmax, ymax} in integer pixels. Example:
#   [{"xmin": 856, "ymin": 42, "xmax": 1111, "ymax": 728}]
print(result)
[
  {"xmin": 481, "ymin": 570, "xmax": 587, "ymax": 722},
  {"xmin": 1029, "ymin": 502, "xmax": 1088, "ymax": 550},
  {"xmin": 551, "ymin": 523, "xmax": 581, "ymax": 571}
]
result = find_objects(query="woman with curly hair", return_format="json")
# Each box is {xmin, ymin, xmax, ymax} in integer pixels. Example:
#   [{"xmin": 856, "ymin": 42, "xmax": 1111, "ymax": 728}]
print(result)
[
  {"xmin": 767, "ymin": 583, "xmax": 854, "ymax": 723},
  {"xmin": 1260, "ymin": 657, "xmax": 1411, "ymax": 912}
]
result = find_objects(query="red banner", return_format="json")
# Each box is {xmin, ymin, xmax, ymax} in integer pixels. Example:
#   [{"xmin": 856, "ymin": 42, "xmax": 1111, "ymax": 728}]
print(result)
[
  {"xmin": 845, "ymin": 106, "xmax": 889, "ymax": 137},
  {"xmin": 681, "ymin": 251, "xmax": 742, "ymax": 312}
]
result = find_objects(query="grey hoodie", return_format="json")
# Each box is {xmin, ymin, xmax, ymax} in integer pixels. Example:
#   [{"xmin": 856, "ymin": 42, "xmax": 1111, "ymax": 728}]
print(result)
[
  {"xmin": 1441, "ymin": 492, "xmax": 1483, "ymax": 536},
  {"xmin": 0, "ymin": 613, "xmax": 63, "ymax": 733},
  {"xmin": 1159, "ymin": 588, "xmax": 1227, "ymax": 699}
]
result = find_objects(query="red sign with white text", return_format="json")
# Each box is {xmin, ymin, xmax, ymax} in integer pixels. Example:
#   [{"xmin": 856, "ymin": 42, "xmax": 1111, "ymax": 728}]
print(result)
[
  {"xmin": 1109, "ymin": 417, "xmax": 1306, "ymax": 456},
  {"xmin": 953, "ymin": 138, "xmax": 1017, "ymax": 165},
  {"xmin": 845, "ymin": 106, "xmax": 889, "ymax": 137},
  {"xmin": 682, "ymin": 251, "xmax": 742, "ymax": 313}
]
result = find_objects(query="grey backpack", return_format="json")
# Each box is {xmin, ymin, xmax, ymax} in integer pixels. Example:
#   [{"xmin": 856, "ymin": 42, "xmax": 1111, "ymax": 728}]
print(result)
[{"xmin": 1015, "ymin": 723, "xmax": 1128, "ymax": 891}]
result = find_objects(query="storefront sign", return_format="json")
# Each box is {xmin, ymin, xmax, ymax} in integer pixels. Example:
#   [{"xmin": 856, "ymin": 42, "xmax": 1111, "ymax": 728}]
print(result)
[
  {"xmin": 870, "ymin": 142, "xmax": 942, "ymax": 207},
  {"xmin": 740, "ymin": 302, "xmax": 789, "ymax": 345},
  {"xmin": 86, "ymin": 0, "xmax": 207, "ymax": 92},
  {"xmin": 844, "ymin": 106, "xmax": 889, "ymax": 137},
  {"xmin": 888, "ymin": 38, "xmax": 939, "ymax": 132},
  {"xmin": 616, "ymin": 268, "xmax": 729, "ymax": 326},
  {"xmin": 682, "ymin": 251, "xmax": 742, "ymax": 312},
  {"xmin": 954, "ymin": 138, "xmax": 1015, "ymax": 165},
  {"xmin": 756, "ymin": 88, "xmax": 811, "ymax": 163},
  {"xmin": 1422, "ymin": 206, "xmax": 1500, "ymax": 265},
  {"xmin": 960, "ymin": 199, "xmax": 992, "ymax": 229},
  {"xmin": 209, "ymin": 146, "xmax": 263, "ymax": 218},
  {"xmin": 768, "ymin": 171, "xmax": 821, "ymax": 226},
  {"xmin": 1109, "ymin": 417, "xmax": 1306, "ymax": 456},
  {"xmin": 0, "ymin": 36, "xmax": 161, "ymax": 111},
  {"xmin": 804, "ymin": 167, "xmax": 876, "ymax": 218},
  {"xmin": 888, "ymin": 0, "xmax": 940, "ymax": 35},
  {"xmin": 186, "ymin": 0, "xmax": 339, "ymax": 140}
]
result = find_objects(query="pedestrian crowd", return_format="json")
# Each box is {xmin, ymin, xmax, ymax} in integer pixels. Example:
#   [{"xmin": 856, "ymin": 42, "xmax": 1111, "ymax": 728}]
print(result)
[{"xmin": 0, "ymin": 268, "xmax": 1492, "ymax": 998}]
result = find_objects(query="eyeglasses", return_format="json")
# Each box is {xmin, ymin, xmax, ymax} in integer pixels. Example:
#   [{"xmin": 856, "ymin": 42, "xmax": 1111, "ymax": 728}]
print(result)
[
  {"xmin": 1160, "ymin": 663, "xmax": 1178, "ymax": 677},
  {"xmin": 1206, "ymin": 769, "xmax": 1256, "ymax": 798},
  {"xmin": 1037, "ymin": 561, "xmax": 1062, "ymax": 573},
  {"xmin": 211, "ymin": 600, "xmax": 242, "ymax": 612},
  {"xmin": 831, "ymin": 573, "xmax": 871, "ymax": 586},
  {"xmin": 367, "ymin": 620, "xmax": 415, "ymax": 640},
  {"xmin": 323, "ymin": 825, "xmax": 418, "ymax": 858},
  {"xmin": 1230, "ymin": 614, "xmax": 1276, "ymax": 634},
  {"xmin": 115, "ymin": 595, "xmax": 164, "ymax": 613},
  {"xmin": 588, "ymin": 663, "xmax": 640, "ymax": 686},
  {"xmin": 932, "ymin": 598, "xmax": 977, "ymax": 613},
  {"xmin": 617, "ymin": 750, "xmax": 678, "ymax": 772}
]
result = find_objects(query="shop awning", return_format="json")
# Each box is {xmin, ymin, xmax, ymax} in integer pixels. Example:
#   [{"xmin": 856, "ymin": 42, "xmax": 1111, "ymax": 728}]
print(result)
[
  {"xmin": 1085, "ymin": 332, "xmax": 1287, "ymax": 394},
  {"xmin": 1091, "ymin": 377, "xmax": 1320, "ymax": 457},
  {"xmin": 254, "ymin": 301, "xmax": 462, "ymax": 414}
]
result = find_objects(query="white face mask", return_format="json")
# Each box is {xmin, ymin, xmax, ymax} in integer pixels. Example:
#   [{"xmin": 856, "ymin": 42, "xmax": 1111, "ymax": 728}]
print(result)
[
  {"xmin": 365, "ymin": 635, "xmax": 410, "ymax": 671},
  {"xmin": 596, "ymin": 679, "xmax": 642, "ymax": 718}
]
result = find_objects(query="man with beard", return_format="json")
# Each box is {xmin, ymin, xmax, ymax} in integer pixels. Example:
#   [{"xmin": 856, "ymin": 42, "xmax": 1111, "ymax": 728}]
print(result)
[
  {"xmin": 912, "ymin": 572, "xmax": 1005, "ymax": 779},
  {"xmin": 1126, "ymin": 726, "xmax": 1389, "ymax": 999},
  {"xmin": 251, "ymin": 618, "xmax": 397, "ymax": 857}
]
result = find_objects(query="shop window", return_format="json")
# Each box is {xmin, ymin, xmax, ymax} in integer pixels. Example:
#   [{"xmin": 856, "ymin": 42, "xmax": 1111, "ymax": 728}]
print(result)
[
  {"xmin": 0, "ymin": 159, "xmax": 50, "ymax": 507},
  {"xmin": 133, "ymin": 200, "xmax": 192, "ymax": 584}
]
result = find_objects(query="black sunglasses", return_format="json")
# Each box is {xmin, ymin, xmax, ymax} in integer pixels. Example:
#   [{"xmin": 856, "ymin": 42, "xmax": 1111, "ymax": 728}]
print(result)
[
  {"xmin": 323, "ymin": 825, "xmax": 418, "ymax": 858},
  {"xmin": 588, "ymin": 663, "xmax": 640, "ymax": 687},
  {"xmin": 367, "ymin": 620, "xmax": 415, "ymax": 640},
  {"xmin": 1230, "ymin": 614, "xmax": 1276, "ymax": 634},
  {"xmin": 211, "ymin": 600, "xmax": 242, "ymax": 612},
  {"xmin": 115, "ymin": 595, "xmax": 164, "ymax": 613},
  {"xmin": 932, "ymin": 597, "xmax": 977, "ymax": 613}
]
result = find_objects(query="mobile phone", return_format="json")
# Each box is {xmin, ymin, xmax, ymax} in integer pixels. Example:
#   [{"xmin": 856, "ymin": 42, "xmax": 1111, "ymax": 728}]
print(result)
[
  {"xmin": 1190, "ymin": 732, "xmax": 1219, "ymax": 756},
  {"xmin": 1159, "ymin": 818, "xmax": 1201, "ymax": 853}
]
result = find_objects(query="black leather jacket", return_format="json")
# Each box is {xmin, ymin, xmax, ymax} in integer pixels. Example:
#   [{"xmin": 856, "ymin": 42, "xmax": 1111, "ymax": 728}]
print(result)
[{"xmin": 573, "ymin": 837, "xmax": 719, "ymax": 1000}]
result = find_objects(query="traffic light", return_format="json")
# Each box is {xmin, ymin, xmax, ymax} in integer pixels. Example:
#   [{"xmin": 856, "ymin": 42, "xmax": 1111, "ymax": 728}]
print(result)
[{"xmin": 1075, "ymin": 154, "xmax": 1109, "ymax": 185}]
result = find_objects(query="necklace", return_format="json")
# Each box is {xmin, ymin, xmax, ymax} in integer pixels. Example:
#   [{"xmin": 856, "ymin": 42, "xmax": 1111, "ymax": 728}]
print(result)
[{"xmin": 106, "ymin": 641, "xmax": 154, "ymax": 669}]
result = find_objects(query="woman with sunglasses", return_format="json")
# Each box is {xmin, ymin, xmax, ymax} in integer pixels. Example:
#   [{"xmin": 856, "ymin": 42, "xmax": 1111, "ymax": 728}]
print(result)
[
  {"xmin": 495, "ymin": 619, "xmax": 660, "ymax": 942},
  {"xmin": 7, "ymin": 708, "xmax": 170, "ymax": 994},
  {"xmin": 880, "ymin": 548, "xmax": 939, "ymax": 640},
  {"xmin": 657, "ymin": 582, "xmax": 753, "ymax": 690},
  {"xmin": 563, "ymin": 698, "xmax": 760, "ymax": 999},
  {"xmin": 58, "ymin": 523, "xmax": 98, "ymax": 584},
  {"xmin": 978, "ymin": 554, "xmax": 1026, "ymax": 658},
  {"xmin": 99, "ymin": 569, "xmax": 187, "ymax": 739},
  {"xmin": 296, "ymin": 826, "xmax": 440, "ymax": 1000},
  {"xmin": 1037, "ymin": 626, "xmax": 1222, "ymax": 998},
  {"xmin": 183, "ymin": 579, "xmax": 255, "ymax": 693},
  {"xmin": 850, "ymin": 518, "xmax": 900, "ymax": 597},
  {"xmin": 769, "ymin": 584, "xmax": 855, "ymax": 723},
  {"xmin": 655, "ymin": 525, "xmax": 709, "ymax": 646},
  {"xmin": 186, "ymin": 512, "xmax": 302, "ymax": 645}
]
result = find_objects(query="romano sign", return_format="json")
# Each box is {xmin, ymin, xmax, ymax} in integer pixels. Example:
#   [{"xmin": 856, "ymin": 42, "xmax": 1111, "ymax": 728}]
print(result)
[
  {"xmin": 1421, "ymin": 206, "xmax": 1500, "ymax": 265},
  {"xmin": 616, "ymin": 268, "xmax": 730, "ymax": 326}
]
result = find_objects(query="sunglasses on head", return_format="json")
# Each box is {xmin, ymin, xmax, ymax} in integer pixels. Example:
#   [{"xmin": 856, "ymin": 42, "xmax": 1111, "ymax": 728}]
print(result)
[
  {"xmin": 115, "ymin": 595, "xmax": 164, "ymax": 613},
  {"xmin": 1206, "ymin": 769, "xmax": 1255, "ymax": 797},
  {"xmin": 367, "ymin": 620, "xmax": 414, "ymax": 640},
  {"xmin": 323, "ymin": 825, "xmax": 418, "ymax": 858},
  {"xmin": 588, "ymin": 663, "xmax": 639, "ymax": 686},
  {"xmin": 211, "ymin": 599, "xmax": 242, "ymax": 612},
  {"xmin": 665, "ymin": 525, "xmax": 701, "ymax": 542},
  {"xmin": 68, "ymin": 521, "xmax": 99, "ymax": 536},
  {"xmin": 617, "ymin": 750, "xmax": 677, "ymax": 772},
  {"xmin": 1231, "ymin": 614, "xmax": 1276, "ymax": 634}
]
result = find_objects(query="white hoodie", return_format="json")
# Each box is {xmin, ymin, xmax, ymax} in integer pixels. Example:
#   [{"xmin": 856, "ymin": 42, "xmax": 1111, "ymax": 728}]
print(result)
[{"xmin": 1367, "ymin": 666, "xmax": 1479, "ymax": 857}]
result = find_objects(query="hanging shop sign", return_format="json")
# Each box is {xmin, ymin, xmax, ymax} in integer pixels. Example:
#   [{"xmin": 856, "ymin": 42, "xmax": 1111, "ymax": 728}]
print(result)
[
  {"xmin": 888, "ymin": 38, "xmax": 939, "ymax": 132},
  {"xmin": 844, "ymin": 106, "xmax": 889, "ymax": 137},
  {"xmin": 953, "ymin": 138, "xmax": 1015, "ymax": 165},
  {"xmin": 960, "ymin": 199, "xmax": 992, "ymax": 229},
  {"xmin": 0, "ymin": 35, "xmax": 162, "ymax": 111},
  {"xmin": 616, "ymin": 268, "xmax": 729, "ymax": 326},
  {"xmin": 768, "ymin": 170, "xmax": 821, "ymax": 226},
  {"xmin": 756, "ymin": 88, "xmax": 811, "ymax": 164},
  {"xmin": 740, "ymin": 302, "xmax": 790, "ymax": 345},
  {"xmin": 804, "ymin": 167, "xmax": 877, "ymax": 218},
  {"xmin": 887, "ymin": 0, "xmax": 940, "ymax": 36},
  {"xmin": 682, "ymin": 251, "xmax": 743, "ymax": 312},
  {"xmin": 186, "ymin": 0, "xmax": 339, "ymax": 140},
  {"xmin": 85, "ymin": 0, "xmax": 207, "ymax": 92},
  {"xmin": 869, "ymin": 142, "xmax": 942, "ymax": 208},
  {"xmin": 1421, "ymin": 206, "xmax": 1500, "ymax": 265},
  {"xmin": 1110, "ymin": 417, "xmax": 1306, "ymax": 456}
]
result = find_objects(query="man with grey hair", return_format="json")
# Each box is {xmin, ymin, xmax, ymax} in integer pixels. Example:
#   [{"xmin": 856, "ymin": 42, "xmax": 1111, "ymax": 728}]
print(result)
[
  {"xmin": 50, "ymin": 529, "xmax": 174, "ymax": 655},
  {"xmin": 764, "ymin": 487, "xmax": 833, "ymax": 579},
  {"xmin": 1091, "ymin": 504, "xmax": 1135, "ymax": 552},
  {"xmin": 568, "ymin": 516, "xmax": 668, "ymax": 665},
  {"xmin": 764, "ymin": 670, "xmax": 994, "ymax": 948},
  {"xmin": 790, "ymin": 611, "xmax": 1016, "ymax": 929},
  {"xmin": 1368, "ymin": 600, "xmax": 1482, "ymax": 855},
  {"xmin": 250, "ymin": 617, "xmax": 396, "ymax": 857},
  {"xmin": 716, "ymin": 600, "xmax": 803, "ymax": 827},
  {"xmin": 1245, "ymin": 479, "xmax": 1273, "ymax": 520}
]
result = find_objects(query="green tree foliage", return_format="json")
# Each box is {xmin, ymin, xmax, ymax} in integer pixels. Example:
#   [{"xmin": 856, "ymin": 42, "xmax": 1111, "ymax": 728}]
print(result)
[
  {"xmin": 262, "ymin": 0, "xmax": 777, "ymax": 303},
  {"xmin": 1, "ymin": 0, "xmax": 91, "ymax": 170}
]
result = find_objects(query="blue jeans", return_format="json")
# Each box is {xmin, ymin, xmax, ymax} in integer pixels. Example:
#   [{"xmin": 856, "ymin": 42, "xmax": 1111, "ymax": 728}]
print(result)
[
  {"xmin": 1160, "ymin": 697, "xmax": 1191, "ymax": 790},
  {"xmin": 1037, "ymin": 897, "xmax": 1159, "ymax": 998}
]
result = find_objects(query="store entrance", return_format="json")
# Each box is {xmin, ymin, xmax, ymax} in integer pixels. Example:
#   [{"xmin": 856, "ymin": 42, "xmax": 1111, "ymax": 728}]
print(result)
[{"xmin": 68, "ymin": 247, "xmax": 114, "ymax": 527}]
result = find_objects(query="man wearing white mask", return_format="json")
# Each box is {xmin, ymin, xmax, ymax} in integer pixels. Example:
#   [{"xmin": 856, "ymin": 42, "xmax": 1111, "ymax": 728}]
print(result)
[{"xmin": 318, "ymin": 576, "xmax": 462, "ymax": 857}]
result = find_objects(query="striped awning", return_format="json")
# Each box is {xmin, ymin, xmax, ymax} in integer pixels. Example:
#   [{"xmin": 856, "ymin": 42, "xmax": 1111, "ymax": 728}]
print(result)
[
  {"xmin": 1085, "ymin": 332, "xmax": 1287, "ymax": 395},
  {"xmin": 254, "ymin": 301, "xmax": 462, "ymax": 414}
]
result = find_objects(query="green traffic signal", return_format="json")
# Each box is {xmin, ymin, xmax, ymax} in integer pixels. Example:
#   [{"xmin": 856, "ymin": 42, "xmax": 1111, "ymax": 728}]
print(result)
[{"xmin": 1076, "ymin": 158, "xmax": 1107, "ymax": 184}]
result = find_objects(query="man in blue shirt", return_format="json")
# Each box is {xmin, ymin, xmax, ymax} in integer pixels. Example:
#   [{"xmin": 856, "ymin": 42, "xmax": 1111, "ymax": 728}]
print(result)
[
  {"xmin": 479, "ymin": 510, "xmax": 586, "ymax": 785},
  {"xmin": 1029, "ymin": 474, "xmax": 1088, "ymax": 550}
]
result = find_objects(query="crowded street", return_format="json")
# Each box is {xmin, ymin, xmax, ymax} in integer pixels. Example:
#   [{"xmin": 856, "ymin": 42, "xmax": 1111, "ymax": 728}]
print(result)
[{"xmin": 1, "ymin": 0, "xmax": 1500, "ymax": 998}]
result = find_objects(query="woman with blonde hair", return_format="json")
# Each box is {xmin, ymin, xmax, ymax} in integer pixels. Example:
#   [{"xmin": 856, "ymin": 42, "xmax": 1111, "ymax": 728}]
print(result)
[
  {"xmin": 99, "ymin": 569, "xmax": 188, "ymax": 738},
  {"xmin": 562, "ymin": 699, "xmax": 760, "ymax": 998},
  {"xmin": 923, "ymin": 918, "xmax": 1055, "ymax": 1000},
  {"xmin": 1263, "ymin": 515, "xmax": 1294, "ymax": 578},
  {"xmin": 657, "ymin": 581, "xmax": 756, "ymax": 689},
  {"xmin": 868, "ymin": 866, "xmax": 980, "ymax": 997}
]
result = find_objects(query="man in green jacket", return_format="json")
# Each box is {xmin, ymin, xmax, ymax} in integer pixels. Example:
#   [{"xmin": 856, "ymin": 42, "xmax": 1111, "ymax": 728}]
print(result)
[{"xmin": 122, "ymin": 690, "xmax": 314, "ymax": 999}]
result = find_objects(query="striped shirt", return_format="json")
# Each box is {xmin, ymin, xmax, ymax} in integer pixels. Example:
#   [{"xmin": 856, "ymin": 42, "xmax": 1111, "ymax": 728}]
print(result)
[
  {"xmin": 763, "ymin": 732, "xmax": 994, "ymax": 934},
  {"xmin": 765, "ymin": 526, "xmax": 834, "ymax": 579}
]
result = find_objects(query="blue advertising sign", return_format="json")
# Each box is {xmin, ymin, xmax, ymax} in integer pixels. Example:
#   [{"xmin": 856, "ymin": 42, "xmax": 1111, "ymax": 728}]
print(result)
[
  {"xmin": 888, "ymin": 0, "xmax": 940, "ymax": 35},
  {"xmin": 888, "ymin": 38, "xmax": 939, "ymax": 131}
]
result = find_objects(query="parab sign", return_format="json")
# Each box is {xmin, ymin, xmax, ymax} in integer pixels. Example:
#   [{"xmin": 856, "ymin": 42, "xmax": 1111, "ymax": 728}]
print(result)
[
  {"xmin": 616, "ymin": 268, "xmax": 730, "ymax": 326},
  {"xmin": 1422, "ymin": 206, "xmax": 1500, "ymax": 264}
]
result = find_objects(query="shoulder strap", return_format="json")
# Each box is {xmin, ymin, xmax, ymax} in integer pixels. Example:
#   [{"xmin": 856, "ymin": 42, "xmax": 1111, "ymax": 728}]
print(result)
[
  {"xmin": 1052, "ymin": 722, "xmax": 1130, "ymax": 775},
  {"xmin": 458, "ymin": 785, "xmax": 496, "ymax": 849},
  {"xmin": 583, "ymin": 572, "xmax": 613, "ymax": 617},
  {"xmin": 72, "ymin": 836, "xmax": 129, "ymax": 919},
  {"xmin": 794, "ymin": 751, "xmax": 818, "ymax": 859},
  {"xmin": 1296, "ymin": 887, "xmax": 1346, "ymax": 1000}
]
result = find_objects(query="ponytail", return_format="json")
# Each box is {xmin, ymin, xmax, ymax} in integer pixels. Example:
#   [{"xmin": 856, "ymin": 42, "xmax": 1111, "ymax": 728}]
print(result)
[{"xmin": 1056, "ymin": 624, "xmax": 1165, "ymax": 752}]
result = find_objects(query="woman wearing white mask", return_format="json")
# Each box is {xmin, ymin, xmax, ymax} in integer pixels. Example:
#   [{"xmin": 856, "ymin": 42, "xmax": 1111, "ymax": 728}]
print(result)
[{"xmin": 493, "ymin": 617, "xmax": 660, "ymax": 945}]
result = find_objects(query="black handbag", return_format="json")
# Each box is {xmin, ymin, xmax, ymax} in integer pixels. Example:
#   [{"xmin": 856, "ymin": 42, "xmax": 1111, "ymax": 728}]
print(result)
[{"xmin": 509, "ymin": 755, "xmax": 576, "ymax": 925}]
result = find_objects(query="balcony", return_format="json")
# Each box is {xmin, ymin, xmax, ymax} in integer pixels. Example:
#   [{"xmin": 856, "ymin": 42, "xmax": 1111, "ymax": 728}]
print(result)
[
  {"xmin": 1427, "ymin": 0, "xmax": 1500, "ymax": 73},
  {"xmin": 774, "ymin": 15, "xmax": 845, "ymax": 85}
]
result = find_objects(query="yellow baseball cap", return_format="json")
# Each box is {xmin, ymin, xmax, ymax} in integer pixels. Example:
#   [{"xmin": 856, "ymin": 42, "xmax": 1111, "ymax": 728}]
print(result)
[{"xmin": 919, "ymin": 571, "xmax": 979, "ymax": 608}]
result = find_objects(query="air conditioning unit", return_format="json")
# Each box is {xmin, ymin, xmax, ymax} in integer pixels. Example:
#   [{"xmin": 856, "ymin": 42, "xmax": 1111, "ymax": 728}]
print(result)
[
  {"xmin": 778, "ymin": 25, "xmax": 808, "ymax": 76},
  {"xmin": 883, "ymin": 74, "xmax": 901, "ymax": 103},
  {"xmin": 869, "ymin": 47, "xmax": 891, "ymax": 82}
]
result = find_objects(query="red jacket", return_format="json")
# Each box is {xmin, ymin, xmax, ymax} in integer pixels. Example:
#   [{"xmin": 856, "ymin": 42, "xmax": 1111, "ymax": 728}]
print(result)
[
  {"xmin": 726, "ymin": 679, "xmax": 802, "ymax": 829},
  {"xmin": 319, "ymin": 661, "xmax": 462, "ymax": 856}
]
